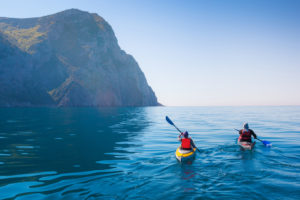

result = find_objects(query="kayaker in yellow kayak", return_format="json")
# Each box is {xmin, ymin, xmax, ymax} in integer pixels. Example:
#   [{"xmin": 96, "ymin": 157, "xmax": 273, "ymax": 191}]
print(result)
[
  {"xmin": 178, "ymin": 131, "xmax": 196, "ymax": 150},
  {"xmin": 238, "ymin": 123, "xmax": 257, "ymax": 142}
]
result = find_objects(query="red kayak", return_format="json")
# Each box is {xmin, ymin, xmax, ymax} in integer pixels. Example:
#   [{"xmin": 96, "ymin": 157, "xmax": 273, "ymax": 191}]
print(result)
[{"xmin": 238, "ymin": 135, "xmax": 256, "ymax": 150}]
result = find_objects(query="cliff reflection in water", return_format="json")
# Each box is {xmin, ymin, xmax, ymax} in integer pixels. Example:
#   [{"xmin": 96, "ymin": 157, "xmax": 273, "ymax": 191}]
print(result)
[{"xmin": 0, "ymin": 107, "xmax": 150, "ymax": 175}]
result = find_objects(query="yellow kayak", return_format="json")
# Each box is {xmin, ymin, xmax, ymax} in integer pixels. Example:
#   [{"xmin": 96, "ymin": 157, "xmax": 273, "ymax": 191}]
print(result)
[{"xmin": 175, "ymin": 147, "xmax": 196, "ymax": 162}]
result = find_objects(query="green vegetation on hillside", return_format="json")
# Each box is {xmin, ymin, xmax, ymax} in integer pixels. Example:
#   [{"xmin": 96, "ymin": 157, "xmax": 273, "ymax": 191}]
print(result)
[{"xmin": 1, "ymin": 23, "xmax": 46, "ymax": 53}]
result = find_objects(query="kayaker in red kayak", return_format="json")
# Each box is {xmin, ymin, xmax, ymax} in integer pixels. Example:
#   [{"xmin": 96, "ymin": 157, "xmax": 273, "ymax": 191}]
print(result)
[
  {"xmin": 178, "ymin": 131, "xmax": 196, "ymax": 150},
  {"xmin": 238, "ymin": 123, "xmax": 257, "ymax": 142}
]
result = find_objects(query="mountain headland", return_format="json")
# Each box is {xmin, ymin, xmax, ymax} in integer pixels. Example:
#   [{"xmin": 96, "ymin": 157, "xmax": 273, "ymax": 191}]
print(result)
[{"xmin": 0, "ymin": 9, "xmax": 159, "ymax": 107}]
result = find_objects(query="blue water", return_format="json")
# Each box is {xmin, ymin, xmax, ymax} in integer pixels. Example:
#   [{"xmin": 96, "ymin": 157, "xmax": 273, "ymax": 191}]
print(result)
[{"xmin": 0, "ymin": 106, "xmax": 299, "ymax": 199}]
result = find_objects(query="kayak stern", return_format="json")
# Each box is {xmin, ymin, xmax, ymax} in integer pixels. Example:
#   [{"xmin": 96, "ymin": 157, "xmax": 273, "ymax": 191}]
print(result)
[{"xmin": 175, "ymin": 147, "xmax": 196, "ymax": 162}]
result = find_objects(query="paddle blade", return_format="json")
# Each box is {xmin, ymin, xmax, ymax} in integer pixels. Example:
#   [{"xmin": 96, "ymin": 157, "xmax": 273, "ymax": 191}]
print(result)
[
  {"xmin": 262, "ymin": 140, "xmax": 272, "ymax": 147},
  {"xmin": 165, "ymin": 116, "xmax": 174, "ymax": 125}
]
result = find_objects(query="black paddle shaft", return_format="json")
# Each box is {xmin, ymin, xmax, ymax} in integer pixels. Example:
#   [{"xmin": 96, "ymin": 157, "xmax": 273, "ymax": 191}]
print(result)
[{"xmin": 173, "ymin": 124, "xmax": 182, "ymax": 134}]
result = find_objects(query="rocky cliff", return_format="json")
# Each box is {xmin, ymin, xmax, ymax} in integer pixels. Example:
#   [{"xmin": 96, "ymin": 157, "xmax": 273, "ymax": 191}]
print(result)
[{"xmin": 0, "ymin": 9, "xmax": 159, "ymax": 106}]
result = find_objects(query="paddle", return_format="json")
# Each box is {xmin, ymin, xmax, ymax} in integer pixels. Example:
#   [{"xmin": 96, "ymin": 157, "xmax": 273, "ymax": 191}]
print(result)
[
  {"xmin": 256, "ymin": 138, "xmax": 272, "ymax": 147},
  {"xmin": 166, "ymin": 116, "xmax": 182, "ymax": 135},
  {"xmin": 234, "ymin": 128, "xmax": 272, "ymax": 147},
  {"xmin": 165, "ymin": 116, "xmax": 200, "ymax": 152}
]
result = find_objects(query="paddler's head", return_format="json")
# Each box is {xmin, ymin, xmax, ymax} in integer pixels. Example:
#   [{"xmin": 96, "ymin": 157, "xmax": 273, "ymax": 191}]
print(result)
[
  {"xmin": 183, "ymin": 131, "xmax": 189, "ymax": 138},
  {"xmin": 243, "ymin": 123, "xmax": 249, "ymax": 130}
]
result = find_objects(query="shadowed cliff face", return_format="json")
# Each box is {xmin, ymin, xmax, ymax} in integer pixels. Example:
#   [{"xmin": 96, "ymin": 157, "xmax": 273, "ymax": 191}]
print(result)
[{"xmin": 0, "ymin": 9, "xmax": 159, "ymax": 107}]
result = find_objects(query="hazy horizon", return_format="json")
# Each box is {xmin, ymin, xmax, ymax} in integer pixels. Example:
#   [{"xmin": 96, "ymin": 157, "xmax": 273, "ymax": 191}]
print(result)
[{"xmin": 1, "ymin": 0, "xmax": 299, "ymax": 106}]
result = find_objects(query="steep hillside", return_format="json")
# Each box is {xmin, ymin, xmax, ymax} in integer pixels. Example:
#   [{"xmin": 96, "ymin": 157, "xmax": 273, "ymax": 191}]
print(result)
[{"xmin": 0, "ymin": 9, "xmax": 159, "ymax": 106}]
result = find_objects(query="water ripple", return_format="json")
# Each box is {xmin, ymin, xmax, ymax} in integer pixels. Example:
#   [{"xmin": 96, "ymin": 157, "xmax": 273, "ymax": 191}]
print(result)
[{"xmin": 0, "ymin": 107, "xmax": 299, "ymax": 199}]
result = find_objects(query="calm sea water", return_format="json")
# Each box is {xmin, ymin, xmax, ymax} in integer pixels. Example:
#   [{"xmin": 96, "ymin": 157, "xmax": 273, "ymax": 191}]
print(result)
[{"xmin": 0, "ymin": 106, "xmax": 299, "ymax": 200}]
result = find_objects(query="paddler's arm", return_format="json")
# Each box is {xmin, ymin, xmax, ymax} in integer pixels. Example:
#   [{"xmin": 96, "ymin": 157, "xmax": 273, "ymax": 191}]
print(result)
[
  {"xmin": 178, "ymin": 133, "xmax": 183, "ymax": 141},
  {"xmin": 190, "ymin": 138, "xmax": 196, "ymax": 148},
  {"xmin": 250, "ymin": 129, "xmax": 257, "ymax": 139}
]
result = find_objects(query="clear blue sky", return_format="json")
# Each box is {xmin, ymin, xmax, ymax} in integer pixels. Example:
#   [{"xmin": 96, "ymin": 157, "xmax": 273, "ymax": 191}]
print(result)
[{"xmin": 1, "ymin": 0, "xmax": 299, "ymax": 106}]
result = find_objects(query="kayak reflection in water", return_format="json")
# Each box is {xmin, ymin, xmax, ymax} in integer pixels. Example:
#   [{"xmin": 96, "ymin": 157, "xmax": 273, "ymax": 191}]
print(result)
[
  {"xmin": 178, "ymin": 131, "xmax": 196, "ymax": 150},
  {"xmin": 238, "ymin": 123, "xmax": 257, "ymax": 142}
]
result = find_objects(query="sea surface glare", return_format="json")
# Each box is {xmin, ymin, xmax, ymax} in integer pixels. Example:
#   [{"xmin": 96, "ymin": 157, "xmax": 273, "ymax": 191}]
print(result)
[{"xmin": 0, "ymin": 106, "xmax": 299, "ymax": 199}]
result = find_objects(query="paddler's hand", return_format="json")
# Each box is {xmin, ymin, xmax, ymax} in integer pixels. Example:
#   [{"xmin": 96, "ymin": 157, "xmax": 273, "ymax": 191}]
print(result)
[{"xmin": 178, "ymin": 133, "xmax": 183, "ymax": 139}]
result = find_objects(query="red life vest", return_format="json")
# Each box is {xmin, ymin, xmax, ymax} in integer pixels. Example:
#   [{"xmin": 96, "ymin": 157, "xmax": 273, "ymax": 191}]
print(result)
[
  {"xmin": 240, "ymin": 129, "xmax": 251, "ymax": 142},
  {"xmin": 181, "ymin": 138, "xmax": 191, "ymax": 149}
]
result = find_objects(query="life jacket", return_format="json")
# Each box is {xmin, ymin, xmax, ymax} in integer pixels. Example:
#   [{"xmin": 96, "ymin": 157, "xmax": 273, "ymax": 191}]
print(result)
[
  {"xmin": 181, "ymin": 138, "xmax": 191, "ymax": 149},
  {"xmin": 240, "ymin": 129, "xmax": 251, "ymax": 142}
]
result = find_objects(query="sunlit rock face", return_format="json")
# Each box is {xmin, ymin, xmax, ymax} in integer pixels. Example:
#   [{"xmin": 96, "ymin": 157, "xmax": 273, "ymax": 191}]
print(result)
[{"xmin": 0, "ymin": 9, "xmax": 159, "ymax": 106}]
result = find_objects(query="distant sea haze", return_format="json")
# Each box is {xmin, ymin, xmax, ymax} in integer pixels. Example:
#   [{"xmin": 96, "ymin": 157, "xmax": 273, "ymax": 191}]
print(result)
[{"xmin": 0, "ymin": 9, "xmax": 159, "ymax": 107}]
